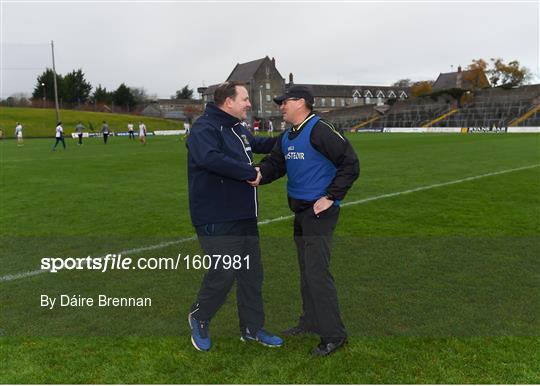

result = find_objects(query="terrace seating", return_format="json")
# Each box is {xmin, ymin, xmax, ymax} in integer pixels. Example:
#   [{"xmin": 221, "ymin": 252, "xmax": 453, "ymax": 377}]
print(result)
[{"xmin": 324, "ymin": 84, "xmax": 540, "ymax": 129}]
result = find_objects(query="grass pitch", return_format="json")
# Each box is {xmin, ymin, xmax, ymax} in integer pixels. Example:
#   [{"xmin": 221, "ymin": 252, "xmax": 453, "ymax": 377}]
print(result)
[
  {"xmin": 0, "ymin": 132, "xmax": 539, "ymax": 383},
  {"xmin": 0, "ymin": 106, "xmax": 183, "ymax": 138}
]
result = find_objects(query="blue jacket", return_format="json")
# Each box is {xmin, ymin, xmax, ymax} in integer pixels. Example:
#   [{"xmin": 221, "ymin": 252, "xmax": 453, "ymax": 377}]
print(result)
[{"xmin": 187, "ymin": 103, "xmax": 276, "ymax": 226}]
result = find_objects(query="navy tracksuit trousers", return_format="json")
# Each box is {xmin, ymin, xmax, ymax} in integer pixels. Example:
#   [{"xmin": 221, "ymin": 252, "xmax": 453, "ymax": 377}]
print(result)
[{"xmin": 191, "ymin": 218, "xmax": 264, "ymax": 334}]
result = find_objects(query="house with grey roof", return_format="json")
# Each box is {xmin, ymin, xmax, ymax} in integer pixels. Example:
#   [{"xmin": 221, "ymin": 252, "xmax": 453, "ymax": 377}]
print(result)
[
  {"xmin": 199, "ymin": 56, "xmax": 285, "ymax": 122},
  {"xmin": 288, "ymin": 75, "xmax": 409, "ymax": 112},
  {"xmin": 198, "ymin": 56, "xmax": 410, "ymax": 121},
  {"xmin": 432, "ymin": 66, "xmax": 490, "ymax": 92}
]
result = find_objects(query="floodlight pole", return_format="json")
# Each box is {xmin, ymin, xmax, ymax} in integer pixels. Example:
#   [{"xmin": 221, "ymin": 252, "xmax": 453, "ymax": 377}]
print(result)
[
  {"xmin": 41, "ymin": 82, "xmax": 46, "ymax": 108},
  {"xmin": 51, "ymin": 40, "xmax": 61, "ymax": 123}
]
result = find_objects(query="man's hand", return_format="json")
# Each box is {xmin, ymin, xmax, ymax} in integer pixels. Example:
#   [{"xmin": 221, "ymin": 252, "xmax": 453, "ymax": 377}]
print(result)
[
  {"xmin": 313, "ymin": 196, "xmax": 334, "ymax": 216},
  {"xmin": 247, "ymin": 167, "xmax": 262, "ymax": 187}
]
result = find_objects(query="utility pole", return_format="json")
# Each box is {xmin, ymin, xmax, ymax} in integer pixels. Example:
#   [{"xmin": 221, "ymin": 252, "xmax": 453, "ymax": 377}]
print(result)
[{"xmin": 51, "ymin": 40, "xmax": 61, "ymax": 123}]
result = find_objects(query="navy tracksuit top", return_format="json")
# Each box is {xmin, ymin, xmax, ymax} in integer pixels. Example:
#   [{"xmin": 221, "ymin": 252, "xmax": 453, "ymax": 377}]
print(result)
[{"xmin": 186, "ymin": 103, "xmax": 276, "ymax": 226}]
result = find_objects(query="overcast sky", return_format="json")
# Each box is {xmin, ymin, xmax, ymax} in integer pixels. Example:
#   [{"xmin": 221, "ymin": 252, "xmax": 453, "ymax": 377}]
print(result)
[{"xmin": 1, "ymin": 0, "xmax": 538, "ymax": 99}]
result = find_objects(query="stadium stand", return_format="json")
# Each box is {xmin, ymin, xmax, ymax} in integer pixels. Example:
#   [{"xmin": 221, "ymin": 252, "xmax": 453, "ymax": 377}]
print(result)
[
  {"xmin": 322, "ymin": 104, "xmax": 380, "ymax": 131},
  {"xmin": 510, "ymin": 104, "xmax": 540, "ymax": 126},
  {"xmin": 434, "ymin": 85, "xmax": 540, "ymax": 127},
  {"xmin": 375, "ymin": 99, "xmax": 450, "ymax": 128},
  {"xmin": 324, "ymin": 84, "xmax": 540, "ymax": 129}
]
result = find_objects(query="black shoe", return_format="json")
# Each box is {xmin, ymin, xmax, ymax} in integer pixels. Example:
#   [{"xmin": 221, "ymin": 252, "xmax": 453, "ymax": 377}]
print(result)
[
  {"xmin": 282, "ymin": 325, "xmax": 315, "ymax": 336},
  {"xmin": 311, "ymin": 338, "xmax": 347, "ymax": 357}
]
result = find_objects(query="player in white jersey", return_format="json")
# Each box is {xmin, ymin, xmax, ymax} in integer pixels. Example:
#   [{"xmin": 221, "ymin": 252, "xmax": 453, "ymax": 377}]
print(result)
[
  {"xmin": 52, "ymin": 122, "xmax": 66, "ymax": 150},
  {"xmin": 15, "ymin": 122, "xmax": 23, "ymax": 146},
  {"xmin": 267, "ymin": 120, "xmax": 274, "ymax": 138},
  {"xmin": 128, "ymin": 122, "xmax": 135, "ymax": 140},
  {"xmin": 138, "ymin": 121, "xmax": 147, "ymax": 145}
]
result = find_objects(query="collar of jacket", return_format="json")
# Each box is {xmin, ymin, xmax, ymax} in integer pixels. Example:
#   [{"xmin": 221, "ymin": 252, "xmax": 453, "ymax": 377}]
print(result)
[
  {"xmin": 292, "ymin": 113, "xmax": 316, "ymax": 132},
  {"xmin": 204, "ymin": 102, "xmax": 241, "ymax": 128}
]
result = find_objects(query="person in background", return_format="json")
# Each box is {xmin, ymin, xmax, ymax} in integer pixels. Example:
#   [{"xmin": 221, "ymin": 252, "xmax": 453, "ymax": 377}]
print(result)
[
  {"xmin": 15, "ymin": 122, "xmax": 23, "ymax": 146},
  {"xmin": 267, "ymin": 120, "xmax": 274, "ymax": 138},
  {"xmin": 138, "ymin": 121, "xmax": 147, "ymax": 145},
  {"xmin": 52, "ymin": 121, "xmax": 66, "ymax": 151},
  {"xmin": 75, "ymin": 121, "xmax": 85, "ymax": 145},
  {"xmin": 101, "ymin": 121, "xmax": 110, "ymax": 144},
  {"xmin": 128, "ymin": 122, "xmax": 135, "ymax": 140}
]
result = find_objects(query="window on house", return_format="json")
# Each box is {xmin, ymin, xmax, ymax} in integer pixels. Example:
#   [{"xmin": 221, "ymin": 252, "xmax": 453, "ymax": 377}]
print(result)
[
  {"xmin": 353, "ymin": 96, "xmax": 358, "ymax": 104},
  {"xmin": 266, "ymin": 94, "xmax": 271, "ymax": 102},
  {"xmin": 331, "ymin": 98, "xmax": 335, "ymax": 107},
  {"xmin": 266, "ymin": 83, "xmax": 271, "ymax": 90},
  {"xmin": 321, "ymin": 98, "xmax": 326, "ymax": 106},
  {"xmin": 341, "ymin": 98, "xmax": 345, "ymax": 107}
]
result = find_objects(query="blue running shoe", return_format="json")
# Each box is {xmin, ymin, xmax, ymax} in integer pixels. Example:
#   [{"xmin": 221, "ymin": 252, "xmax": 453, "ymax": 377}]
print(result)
[
  {"xmin": 241, "ymin": 328, "xmax": 283, "ymax": 347},
  {"xmin": 188, "ymin": 312, "xmax": 211, "ymax": 352}
]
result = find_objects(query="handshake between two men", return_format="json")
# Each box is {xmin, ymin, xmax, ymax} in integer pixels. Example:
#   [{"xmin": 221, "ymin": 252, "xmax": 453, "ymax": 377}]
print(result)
[{"xmin": 246, "ymin": 166, "xmax": 334, "ymax": 216}]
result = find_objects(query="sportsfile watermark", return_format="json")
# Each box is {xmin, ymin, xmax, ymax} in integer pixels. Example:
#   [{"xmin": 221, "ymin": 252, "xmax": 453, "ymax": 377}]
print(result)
[
  {"xmin": 40, "ymin": 253, "xmax": 251, "ymax": 273},
  {"xmin": 3, "ymin": 235, "xmax": 538, "ymax": 337}
]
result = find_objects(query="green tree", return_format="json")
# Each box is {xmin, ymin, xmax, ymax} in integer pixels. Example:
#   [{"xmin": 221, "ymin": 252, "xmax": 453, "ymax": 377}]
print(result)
[
  {"xmin": 131, "ymin": 87, "xmax": 149, "ymax": 106},
  {"xmin": 62, "ymin": 69, "xmax": 92, "ymax": 104},
  {"xmin": 113, "ymin": 83, "xmax": 136, "ymax": 110},
  {"xmin": 92, "ymin": 84, "xmax": 112, "ymax": 104},
  {"xmin": 32, "ymin": 68, "xmax": 63, "ymax": 101},
  {"xmin": 175, "ymin": 85, "xmax": 194, "ymax": 99}
]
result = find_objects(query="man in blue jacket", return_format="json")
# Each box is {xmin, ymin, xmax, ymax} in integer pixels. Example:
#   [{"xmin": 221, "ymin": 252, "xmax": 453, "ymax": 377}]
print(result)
[{"xmin": 186, "ymin": 81, "xmax": 283, "ymax": 352}]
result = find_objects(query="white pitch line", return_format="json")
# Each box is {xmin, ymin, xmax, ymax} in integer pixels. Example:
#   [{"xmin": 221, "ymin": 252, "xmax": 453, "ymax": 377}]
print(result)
[
  {"xmin": 342, "ymin": 163, "xmax": 540, "ymax": 207},
  {"xmin": 0, "ymin": 237, "xmax": 199, "ymax": 282},
  {"xmin": 1, "ymin": 164, "xmax": 538, "ymax": 283}
]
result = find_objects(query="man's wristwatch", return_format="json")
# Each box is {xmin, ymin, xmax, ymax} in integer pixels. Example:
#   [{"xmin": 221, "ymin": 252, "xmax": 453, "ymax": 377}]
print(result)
[{"xmin": 325, "ymin": 193, "xmax": 335, "ymax": 201}]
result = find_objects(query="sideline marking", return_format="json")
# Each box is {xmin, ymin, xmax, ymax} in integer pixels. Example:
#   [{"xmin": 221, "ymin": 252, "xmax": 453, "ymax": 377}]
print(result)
[{"xmin": 1, "ymin": 164, "xmax": 538, "ymax": 283}]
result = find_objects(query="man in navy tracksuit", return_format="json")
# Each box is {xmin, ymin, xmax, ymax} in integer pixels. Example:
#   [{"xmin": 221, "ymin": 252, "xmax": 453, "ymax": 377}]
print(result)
[
  {"xmin": 258, "ymin": 86, "xmax": 359, "ymax": 356},
  {"xmin": 186, "ymin": 81, "xmax": 283, "ymax": 351}
]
